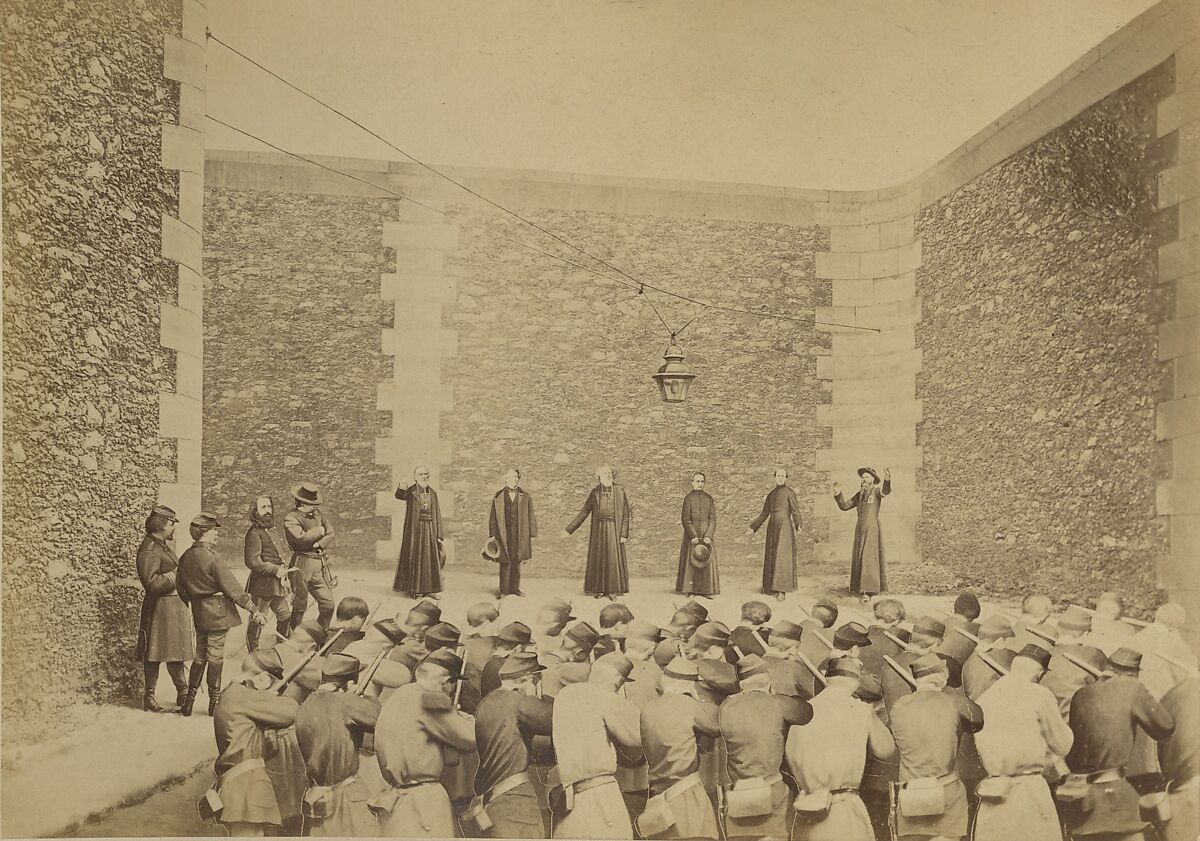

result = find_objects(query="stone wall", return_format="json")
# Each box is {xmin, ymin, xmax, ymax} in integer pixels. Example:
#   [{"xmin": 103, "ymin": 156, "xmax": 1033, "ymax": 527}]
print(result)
[
  {"xmin": 201, "ymin": 189, "xmax": 395, "ymax": 564},
  {"xmin": 913, "ymin": 65, "xmax": 1173, "ymax": 611},
  {"xmin": 2, "ymin": 0, "xmax": 185, "ymax": 741}
]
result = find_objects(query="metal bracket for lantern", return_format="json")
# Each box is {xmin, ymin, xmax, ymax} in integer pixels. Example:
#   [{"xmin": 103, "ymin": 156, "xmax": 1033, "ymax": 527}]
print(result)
[{"xmin": 652, "ymin": 336, "xmax": 696, "ymax": 403}]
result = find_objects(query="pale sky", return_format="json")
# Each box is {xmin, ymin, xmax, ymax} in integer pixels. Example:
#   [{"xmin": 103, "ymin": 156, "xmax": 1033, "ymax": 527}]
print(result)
[{"xmin": 206, "ymin": 0, "xmax": 1159, "ymax": 191}]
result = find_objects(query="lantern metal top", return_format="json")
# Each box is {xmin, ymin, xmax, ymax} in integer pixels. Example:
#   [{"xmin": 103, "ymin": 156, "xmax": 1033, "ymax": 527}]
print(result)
[{"xmin": 652, "ymin": 338, "xmax": 696, "ymax": 402}]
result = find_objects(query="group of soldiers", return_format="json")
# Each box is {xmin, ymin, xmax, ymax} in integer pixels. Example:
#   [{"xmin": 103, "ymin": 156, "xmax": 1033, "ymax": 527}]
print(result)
[{"xmin": 134, "ymin": 498, "xmax": 1199, "ymax": 841}]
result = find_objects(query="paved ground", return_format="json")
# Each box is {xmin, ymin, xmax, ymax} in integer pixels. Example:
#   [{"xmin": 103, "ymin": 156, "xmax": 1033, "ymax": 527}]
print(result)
[{"xmin": 24, "ymin": 570, "xmax": 1016, "ymax": 838}]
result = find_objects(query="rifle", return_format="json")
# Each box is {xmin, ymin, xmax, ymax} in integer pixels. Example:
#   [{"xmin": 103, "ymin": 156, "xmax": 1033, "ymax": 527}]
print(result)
[
  {"xmin": 952, "ymin": 627, "xmax": 1008, "ymax": 677},
  {"xmin": 884, "ymin": 654, "xmax": 918, "ymax": 691},
  {"xmin": 1060, "ymin": 651, "xmax": 1104, "ymax": 681},
  {"xmin": 883, "ymin": 630, "xmax": 919, "ymax": 653},
  {"xmin": 1071, "ymin": 603, "xmax": 1150, "ymax": 629},
  {"xmin": 1025, "ymin": 625, "xmax": 1057, "ymax": 646},
  {"xmin": 451, "ymin": 643, "xmax": 469, "ymax": 709},
  {"xmin": 795, "ymin": 650, "xmax": 827, "ymax": 689},
  {"xmin": 810, "ymin": 630, "xmax": 834, "ymax": 650},
  {"xmin": 1151, "ymin": 650, "xmax": 1200, "ymax": 676},
  {"xmin": 352, "ymin": 647, "xmax": 390, "ymax": 696},
  {"xmin": 275, "ymin": 627, "xmax": 347, "ymax": 694}
]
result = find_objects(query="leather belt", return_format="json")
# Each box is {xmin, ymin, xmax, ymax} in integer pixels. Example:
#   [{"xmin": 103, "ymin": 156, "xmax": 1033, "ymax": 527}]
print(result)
[
  {"xmin": 485, "ymin": 772, "xmax": 532, "ymax": 805},
  {"xmin": 572, "ymin": 774, "xmax": 617, "ymax": 795},
  {"xmin": 391, "ymin": 778, "xmax": 441, "ymax": 790},
  {"xmin": 831, "ymin": 786, "xmax": 860, "ymax": 795},
  {"xmin": 1087, "ymin": 768, "xmax": 1124, "ymax": 785},
  {"xmin": 656, "ymin": 772, "xmax": 703, "ymax": 801}
]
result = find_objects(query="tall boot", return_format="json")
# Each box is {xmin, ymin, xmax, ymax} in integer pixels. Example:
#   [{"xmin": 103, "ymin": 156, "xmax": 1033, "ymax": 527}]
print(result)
[
  {"xmin": 180, "ymin": 661, "xmax": 205, "ymax": 716},
  {"xmin": 142, "ymin": 661, "xmax": 165, "ymax": 712},
  {"xmin": 275, "ymin": 618, "xmax": 290, "ymax": 643},
  {"xmin": 166, "ymin": 662, "xmax": 187, "ymax": 708},
  {"xmin": 207, "ymin": 662, "xmax": 224, "ymax": 716},
  {"xmin": 246, "ymin": 618, "xmax": 262, "ymax": 652}
]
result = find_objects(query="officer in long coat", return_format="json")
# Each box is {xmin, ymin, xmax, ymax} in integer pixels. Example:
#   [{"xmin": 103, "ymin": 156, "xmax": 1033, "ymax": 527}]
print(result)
[
  {"xmin": 393, "ymin": 466, "xmax": 445, "ymax": 598},
  {"xmin": 833, "ymin": 467, "xmax": 891, "ymax": 601},
  {"xmin": 178, "ymin": 513, "xmax": 265, "ymax": 717},
  {"xmin": 563, "ymin": 464, "xmax": 633, "ymax": 599},
  {"xmin": 135, "ymin": 504, "xmax": 194, "ymax": 712},
  {"xmin": 294, "ymin": 653, "xmax": 381, "ymax": 838},
  {"xmin": 489, "ymin": 468, "xmax": 537, "ymax": 597},
  {"xmin": 746, "ymin": 468, "xmax": 801, "ymax": 601},
  {"xmin": 676, "ymin": 472, "xmax": 719, "ymax": 597}
]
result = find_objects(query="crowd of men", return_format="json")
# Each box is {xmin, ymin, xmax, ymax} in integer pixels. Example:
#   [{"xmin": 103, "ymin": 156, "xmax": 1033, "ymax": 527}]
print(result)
[{"xmin": 135, "ymin": 501, "xmax": 1199, "ymax": 841}]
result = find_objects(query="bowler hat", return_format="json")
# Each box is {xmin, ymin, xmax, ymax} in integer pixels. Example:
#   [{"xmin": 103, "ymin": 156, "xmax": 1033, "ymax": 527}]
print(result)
[
  {"xmin": 858, "ymin": 467, "xmax": 880, "ymax": 483},
  {"xmin": 422, "ymin": 648, "xmax": 463, "ymax": 678},
  {"xmin": 498, "ymin": 651, "xmax": 543, "ymax": 680},
  {"xmin": 373, "ymin": 618, "xmax": 408, "ymax": 646},
  {"xmin": 291, "ymin": 483, "xmax": 322, "ymax": 506},
  {"xmin": 190, "ymin": 512, "xmax": 221, "ymax": 529},
  {"xmin": 690, "ymin": 542, "xmax": 712, "ymax": 568},
  {"xmin": 482, "ymin": 537, "xmax": 501, "ymax": 563},
  {"xmin": 498, "ymin": 621, "xmax": 533, "ymax": 646},
  {"xmin": 321, "ymin": 653, "xmax": 363, "ymax": 681}
]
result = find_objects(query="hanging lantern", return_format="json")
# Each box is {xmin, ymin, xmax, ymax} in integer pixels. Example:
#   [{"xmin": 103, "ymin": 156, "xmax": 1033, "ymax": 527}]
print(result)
[{"xmin": 652, "ymin": 338, "xmax": 696, "ymax": 403}]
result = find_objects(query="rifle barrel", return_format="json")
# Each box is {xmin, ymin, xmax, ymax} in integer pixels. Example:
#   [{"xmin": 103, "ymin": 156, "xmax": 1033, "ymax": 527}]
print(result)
[
  {"xmin": 795, "ymin": 651, "xmax": 827, "ymax": 687},
  {"xmin": 884, "ymin": 654, "xmax": 918, "ymax": 690},
  {"xmin": 1060, "ymin": 650, "xmax": 1104, "ymax": 681}
]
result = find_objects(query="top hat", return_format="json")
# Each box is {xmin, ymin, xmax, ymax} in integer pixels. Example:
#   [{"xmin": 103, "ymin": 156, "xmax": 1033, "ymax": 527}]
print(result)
[
  {"xmin": 690, "ymin": 542, "xmax": 712, "ymax": 568},
  {"xmin": 291, "ymin": 483, "xmax": 322, "ymax": 506},
  {"xmin": 857, "ymin": 467, "xmax": 880, "ymax": 483},
  {"xmin": 482, "ymin": 537, "xmax": 501, "ymax": 563}
]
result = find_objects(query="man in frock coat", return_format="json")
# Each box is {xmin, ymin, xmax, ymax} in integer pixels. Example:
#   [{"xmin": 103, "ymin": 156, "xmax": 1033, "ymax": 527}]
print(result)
[{"xmin": 489, "ymin": 467, "xmax": 537, "ymax": 598}]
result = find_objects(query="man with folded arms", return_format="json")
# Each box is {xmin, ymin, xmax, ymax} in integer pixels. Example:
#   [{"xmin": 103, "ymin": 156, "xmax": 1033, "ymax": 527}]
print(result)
[
  {"xmin": 1064, "ymin": 648, "xmax": 1175, "ymax": 841},
  {"xmin": 973, "ymin": 644, "xmax": 1073, "ymax": 841},
  {"xmin": 371, "ymin": 649, "xmax": 476, "ymax": 837},
  {"xmin": 470, "ymin": 651, "xmax": 555, "ymax": 839},
  {"xmin": 785, "ymin": 657, "xmax": 895, "ymax": 841},
  {"xmin": 550, "ymin": 651, "xmax": 644, "ymax": 839},
  {"xmin": 637, "ymin": 656, "xmax": 721, "ymax": 840},
  {"xmin": 888, "ymin": 653, "xmax": 984, "ymax": 841},
  {"xmin": 294, "ymin": 652, "xmax": 381, "ymax": 837},
  {"xmin": 719, "ymin": 654, "xmax": 813, "ymax": 841}
]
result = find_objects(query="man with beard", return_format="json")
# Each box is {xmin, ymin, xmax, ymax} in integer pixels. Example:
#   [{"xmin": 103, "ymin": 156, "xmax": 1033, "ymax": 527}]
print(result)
[
  {"xmin": 563, "ymin": 464, "xmax": 633, "ymax": 600},
  {"xmin": 489, "ymin": 467, "xmax": 537, "ymax": 598},
  {"xmin": 244, "ymin": 495, "xmax": 292, "ymax": 652},
  {"xmin": 282, "ymin": 483, "xmax": 336, "ymax": 630},
  {"xmin": 393, "ymin": 466, "xmax": 445, "ymax": 599},
  {"xmin": 134, "ymin": 504, "xmax": 193, "ymax": 712},
  {"xmin": 677, "ymin": 472, "xmax": 719, "ymax": 598},
  {"xmin": 746, "ymin": 468, "xmax": 801, "ymax": 602},
  {"xmin": 832, "ymin": 467, "xmax": 891, "ymax": 603}
]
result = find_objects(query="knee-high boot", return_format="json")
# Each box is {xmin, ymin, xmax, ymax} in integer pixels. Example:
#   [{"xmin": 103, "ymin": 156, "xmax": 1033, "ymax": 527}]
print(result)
[
  {"xmin": 142, "ymin": 661, "xmax": 165, "ymax": 712},
  {"xmin": 166, "ymin": 661, "xmax": 187, "ymax": 707},
  {"xmin": 207, "ymin": 662, "xmax": 224, "ymax": 716},
  {"xmin": 275, "ymin": 618, "xmax": 290, "ymax": 642},
  {"xmin": 180, "ymin": 660, "xmax": 206, "ymax": 716}
]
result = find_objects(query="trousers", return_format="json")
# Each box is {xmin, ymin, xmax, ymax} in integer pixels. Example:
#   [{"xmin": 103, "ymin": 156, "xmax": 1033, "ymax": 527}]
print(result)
[{"xmin": 289, "ymin": 554, "xmax": 335, "ymax": 629}]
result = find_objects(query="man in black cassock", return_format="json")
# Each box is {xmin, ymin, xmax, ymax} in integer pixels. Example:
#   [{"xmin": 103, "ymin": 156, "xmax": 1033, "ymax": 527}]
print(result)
[
  {"xmin": 562, "ymin": 464, "xmax": 631, "ymax": 600},
  {"xmin": 392, "ymin": 466, "xmax": 444, "ymax": 598},
  {"xmin": 677, "ymin": 471, "xmax": 719, "ymax": 597},
  {"xmin": 746, "ymin": 467, "xmax": 801, "ymax": 601}
]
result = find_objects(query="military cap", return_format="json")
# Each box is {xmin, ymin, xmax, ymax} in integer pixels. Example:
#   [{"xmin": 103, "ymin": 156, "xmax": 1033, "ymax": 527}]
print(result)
[
  {"xmin": 736, "ymin": 654, "xmax": 770, "ymax": 680},
  {"xmin": 190, "ymin": 512, "xmax": 221, "ymax": 529},
  {"xmin": 910, "ymin": 653, "xmax": 948, "ymax": 678},
  {"xmin": 294, "ymin": 621, "xmax": 327, "ymax": 647},
  {"xmin": 1014, "ymin": 644, "xmax": 1052, "ymax": 670},
  {"xmin": 406, "ymin": 600, "xmax": 442, "ymax": 624},
  {"xmin": 422, "ymin": 647, "xmax": 463, "ymax": 678},
  {"xmin": 542, "ymin": 597, "xmax": 575, "ymax": 621},
  {"xmin": 373, "ymin": 618, "xmax": 408, "ymax": 646},
  {"xmin": 150, "ymin": 505, "xmax": 178, "ymax": 522},
  {"xmin": 678, "ymin": 600, "xmax": 710, "ymax": 622},
  {"xmin": 566, "ymin": 620, "xmax": 601, "ymax": 650},
  {"xmin": 498, "ymin": 650, "xmax": 544, "ymax": 680},
  {"xmin": 249, "ymin": 648, "xmax": 285, "ymax": 679},
  {"xmin": 825, "ymin": 655, "xmax": 863, "ymax": 680},
  {"xmin": 692, "ymin": 621, "xmax": 731, "ymax": 649},
  {"xmin": 854, "ymin": 671, "xmax": 883, "ymax": 702},
  {"xmin": 1108, "ymin": 648, "xmax": 1141, "ymax": 673},
  {"xmin": 595, "ymin": 651, "xmax": 634, "ymax": 682},
  {"xmin": 626, "ymin": 619, "xmax": 665, "ymax": 641},
  {"xmin": 698, "ymin": 659, "xmax": 740, "ymax": 696},
  {"xmin": 663, "ymin": 656, "xmax": 700, "ymax": 681},
  {"xmin": 978, "ymin": 614, "xmax": 1014, "ymax": 641},
  {"xmin": 425, "ymin": 622, "xmax": 461, "ymax": 649},
  {"xmin": 1058, "ymin": 605, "xmax": 1093, "ymax": 633},
  {"xmin": 321, "ymin": 653, "xmax": 363, "ymax": 681},
  {"xmin": 912, "ymin": 617, "xmax": 946, "ymax": 639},
  {"xmin": 833, "ymin": 622, "xmax": 871, "ymax": 649},
  {"xmin": 771, "ymin": 620, "xmax": 805, "ymax": 642},
  {"xmin": 498, "ymin": 621, "xmax": 533, "ymax": 646}
]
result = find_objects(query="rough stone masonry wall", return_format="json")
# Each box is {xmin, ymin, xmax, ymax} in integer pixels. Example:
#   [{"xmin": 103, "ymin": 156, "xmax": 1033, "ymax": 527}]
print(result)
[
  {"xmin": 202, "ymin": 189, "xmax": 395, "ymax": 564},
  {"xmin": 914, "ymin": 65, "xmax": 1173, "ymax": 612},
  {"xmin": 442, "ymin": 207, "xmax": 829, "ymax": 580},
  {"xmin": 1, "ymin": 0, "xmax": 184, "ymax": 742}
]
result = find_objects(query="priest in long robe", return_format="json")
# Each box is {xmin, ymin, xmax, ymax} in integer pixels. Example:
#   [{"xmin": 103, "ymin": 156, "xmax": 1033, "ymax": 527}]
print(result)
[
  {"xmin": 392, "ymin": 466, "xmax": 444, "ymax": 598},
  {"xmin": 563, "ymin": 464, "xmax": 631, "ymax": 599},
  {"xmin": 834, "ymin": 466, "xmax": 891, "ymax": 601},
  {"xmin": 747, "ymin": 468, "xmax": 801, "ymax": 600},
  {"xmin": 676, "ymin": 471, "xmax": 719, "ymax": 597}
]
